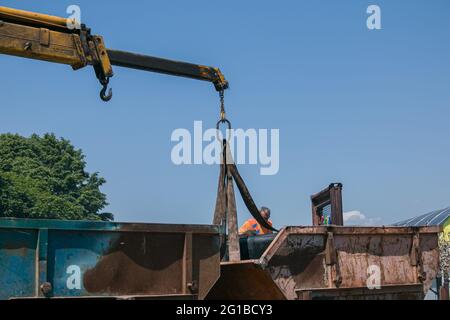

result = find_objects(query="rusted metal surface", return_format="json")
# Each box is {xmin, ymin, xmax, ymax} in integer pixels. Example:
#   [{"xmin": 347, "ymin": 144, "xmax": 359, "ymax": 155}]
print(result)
[
  {"xmin": 10, "ymin": 294, "xmax": 196, "ymax": 300},
  {"xmin": 82, "ymin": 232, "xmax": 186, "ymax": 295},
  {"xmin": 440, "ymin": 284, "xmax": 449, "ymax": 300},
  {"xmin": 209, "ymin": 226, "xmax": 441, "ymax": 300},
  {"xmin": 1, "ymin": 219, "xmax": 442, "ymax": 300},
  {"xmin": 206, "ymin": 261, "xmax": 286, "ymax": 300},
  {"xmin": 296, "ymin": 284, "xmax": 425, "ymax": 300},
  {"xmin": 0, "ymin": 218, "xmax": 221, "ymax": 300},
  {"xmin": 226, "ymin": 171, "xmax": 241, "ymax": 262},
  {"xmin": 311, "ymin": 183, "xmax": 343, "ymax": 226}
]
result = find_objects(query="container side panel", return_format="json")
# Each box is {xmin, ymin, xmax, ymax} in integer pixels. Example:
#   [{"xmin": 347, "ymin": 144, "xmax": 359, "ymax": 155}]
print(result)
[
  {"xmin": 193, "ymin": 234, "xmax": 221, "ymax": 299},
  {"xmin": 268, "ymin": 234, "xmax": 326, "ymax": 299},
  {"xmin": 258, "ymin": 226, "xmax": 440, "ymax": 300},
  {"xmin": 206, "ymin": 262, "xmax": 286, "ymax": 300},
  {"xmin": 335, "ymin": 234, "xmax": 415, "ymax": 288},
  {"xmin": 47, "ymin": 230, "xmax": 120, "ymax": 297},
  {"xmin": 420, "ymin": 233, "xmax": 440, "ymax": 293},
  {"xmin": 47, "ymin": 230, "xmax": 186, "ymax": 297},
  {"xmin": 0, "ymin": 229, "xmax": 38, "ymax": 299}
]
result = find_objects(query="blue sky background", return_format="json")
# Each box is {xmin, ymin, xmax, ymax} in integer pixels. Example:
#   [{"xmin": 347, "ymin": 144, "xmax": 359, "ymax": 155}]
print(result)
[{"xmin": 1, "ymin": 0, "xmax": 449, "ymax": 227}]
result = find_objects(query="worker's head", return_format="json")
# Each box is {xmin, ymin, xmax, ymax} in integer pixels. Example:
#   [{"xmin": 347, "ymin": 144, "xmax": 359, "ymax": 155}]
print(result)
[{"xmin": 260, "ymin": 207, "xmax": 271, "ymax": 221}]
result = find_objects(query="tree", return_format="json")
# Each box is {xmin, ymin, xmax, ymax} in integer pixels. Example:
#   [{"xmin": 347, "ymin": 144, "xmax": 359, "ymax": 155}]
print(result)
[{"xmin": 0, "ymin": 133, "xmax": 113, "ymax": 221}]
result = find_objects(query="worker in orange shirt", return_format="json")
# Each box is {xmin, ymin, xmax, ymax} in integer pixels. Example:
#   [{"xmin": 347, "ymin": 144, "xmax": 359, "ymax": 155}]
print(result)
[{"xmin": 239, "ymin": 207, "xmax": 273, "ymax": 236}]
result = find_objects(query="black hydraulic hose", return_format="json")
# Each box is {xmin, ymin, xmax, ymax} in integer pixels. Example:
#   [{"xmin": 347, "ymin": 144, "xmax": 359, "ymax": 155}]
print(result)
[{"xmin": 228, "ymin": 163, "xmax": 278, "ymax": 232}]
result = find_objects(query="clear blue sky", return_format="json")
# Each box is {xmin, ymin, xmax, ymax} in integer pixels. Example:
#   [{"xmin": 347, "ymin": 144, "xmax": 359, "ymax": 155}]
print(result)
[{"xmin": 1, "ymin": 0, "xmax": 449, "ymax": 227}]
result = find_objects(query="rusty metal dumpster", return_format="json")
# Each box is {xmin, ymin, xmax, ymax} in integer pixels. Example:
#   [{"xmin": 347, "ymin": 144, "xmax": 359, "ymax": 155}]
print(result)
[
  {"xmin": 207, "ymin": 225, "xmax": 441, "ymax": 300},
  {"xmin": 0, "ymin": 218, "xmax": 221, "ymax": 300}
]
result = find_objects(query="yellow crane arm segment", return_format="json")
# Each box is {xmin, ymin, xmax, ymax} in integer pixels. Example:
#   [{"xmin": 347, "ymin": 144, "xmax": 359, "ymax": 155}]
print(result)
[{"xmin": 0, "ymin": 6, "xmax": 228, "ymax": 101}]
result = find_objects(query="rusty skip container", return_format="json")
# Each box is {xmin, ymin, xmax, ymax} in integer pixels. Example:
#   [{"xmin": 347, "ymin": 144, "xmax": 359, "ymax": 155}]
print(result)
[
  {"xmin": 207, "ymin": 225, "xmax": 441, "ymax": 300},
  {"xmin": 0, "ymin": 218, "xmax": 221, "ymax": 300}
]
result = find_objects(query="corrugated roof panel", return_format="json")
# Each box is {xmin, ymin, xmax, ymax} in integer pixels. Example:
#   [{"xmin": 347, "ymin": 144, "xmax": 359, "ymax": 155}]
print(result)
[{"xmin": 394, "ymin": 207, "xmax": 450, "ymax": 227}]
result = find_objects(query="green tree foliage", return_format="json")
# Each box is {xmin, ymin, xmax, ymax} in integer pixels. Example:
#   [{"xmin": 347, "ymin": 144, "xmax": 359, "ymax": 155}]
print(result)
[{"xmin": 0, "ymin": 133, "xmax": 113, "ymax": 221}]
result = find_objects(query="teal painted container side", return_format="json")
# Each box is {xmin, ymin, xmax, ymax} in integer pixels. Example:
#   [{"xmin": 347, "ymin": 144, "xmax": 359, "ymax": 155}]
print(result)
[
  {"xmin": 0, "ymin": 218, "xmax": 221, "ymax": 300},
  {"xmin": 0, "ymin": 228, "xmax": 38, "ymax": 299},
  {"xmin": 47, "ymin": 230, "xmax": 121, "ymax": 297}
]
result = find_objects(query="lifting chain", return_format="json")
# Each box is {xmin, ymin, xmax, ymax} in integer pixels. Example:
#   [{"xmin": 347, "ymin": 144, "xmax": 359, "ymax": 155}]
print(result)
[
  {"xmin": 219, "ymin": 89, "xmax": 226, "ymax": 121},
  {"xmin": 216, "ymin": 89, "xmax": 231, "ymax": 141}
]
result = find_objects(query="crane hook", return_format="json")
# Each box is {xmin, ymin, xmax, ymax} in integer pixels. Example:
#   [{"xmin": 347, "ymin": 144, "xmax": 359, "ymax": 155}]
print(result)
[{"xmin": 99, "ymin": 78, "xmax": 112, "ymax": 102}]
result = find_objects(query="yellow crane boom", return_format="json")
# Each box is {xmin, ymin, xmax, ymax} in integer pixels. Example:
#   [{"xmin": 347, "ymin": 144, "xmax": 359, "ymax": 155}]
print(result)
[{"xmin": 0, "ymin": 6, "xmax": 229, "ymax": 101}]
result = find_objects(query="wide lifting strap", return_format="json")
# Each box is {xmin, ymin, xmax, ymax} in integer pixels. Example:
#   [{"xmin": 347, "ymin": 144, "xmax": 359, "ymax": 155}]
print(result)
[{"xmin": 213, "ymin": 139, "xmax": 278, "ymax": 262}]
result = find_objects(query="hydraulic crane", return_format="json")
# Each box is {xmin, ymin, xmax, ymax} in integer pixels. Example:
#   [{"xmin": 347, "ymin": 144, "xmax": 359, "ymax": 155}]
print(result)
[
  {"xmin": 0, "ymin": 6, "xmax": 276, "ymax": 261},
  {"xmin": 0, "ymin": 6, "xmax": 229, "ymax": 101}
]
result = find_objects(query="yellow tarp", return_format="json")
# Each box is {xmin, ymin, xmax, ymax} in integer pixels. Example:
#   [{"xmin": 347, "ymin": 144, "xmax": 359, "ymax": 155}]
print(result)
[{"xmin": 443, "ymin": 217, "xmax": 450, "ymax": 242}]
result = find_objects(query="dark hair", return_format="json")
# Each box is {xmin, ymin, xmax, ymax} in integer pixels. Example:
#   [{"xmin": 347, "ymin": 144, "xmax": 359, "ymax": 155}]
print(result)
[{"xmin": 260, "ymin": 206, "xmax": 271, "ymax": 217}]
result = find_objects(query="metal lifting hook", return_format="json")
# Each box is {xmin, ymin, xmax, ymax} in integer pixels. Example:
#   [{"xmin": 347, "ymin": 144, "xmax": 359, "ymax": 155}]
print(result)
[{"xmin": 99, "ymin": 78, "xmax": 112, "ymax": 102}]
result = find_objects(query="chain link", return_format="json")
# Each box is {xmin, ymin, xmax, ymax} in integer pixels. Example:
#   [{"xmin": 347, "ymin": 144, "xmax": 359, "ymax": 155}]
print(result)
[
  {"xmin": 219, "ymin": 89, "xmax": 226, "ymax": 121},
  {"xmin": 216, "ymin": 89, "xmax": 231, "ymax": 141}
]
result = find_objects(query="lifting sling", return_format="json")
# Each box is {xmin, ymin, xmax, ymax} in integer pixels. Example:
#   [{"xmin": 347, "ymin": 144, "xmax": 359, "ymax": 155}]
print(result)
[{"xmin": 213, "ymin": 92, "xmax": 278, "ymax": 261}]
